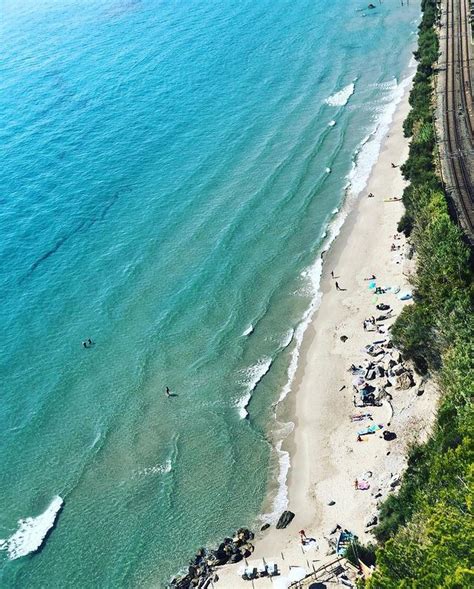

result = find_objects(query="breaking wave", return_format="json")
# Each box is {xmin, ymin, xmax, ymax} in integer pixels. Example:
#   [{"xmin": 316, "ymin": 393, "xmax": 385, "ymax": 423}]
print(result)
[
  {"xmin": 0, "ymin": 496, "xmax": 63, "ymax": 560},
  {"xmin": 236, "ymin": 357, "xmax": 273, "ymax": 419},
  {"xmin": 324, "ymin": 81, "xmax": 356, "ymax": 107}
]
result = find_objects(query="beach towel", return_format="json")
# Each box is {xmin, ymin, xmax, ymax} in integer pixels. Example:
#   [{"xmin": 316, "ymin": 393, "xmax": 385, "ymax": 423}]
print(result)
[
  {"xmin": 357, "ymin": 480, "xmax": 370, "ymax": 490},
  {"xmin": 358, "ymin": 424, "xmax": 382, "ymax": 436}
]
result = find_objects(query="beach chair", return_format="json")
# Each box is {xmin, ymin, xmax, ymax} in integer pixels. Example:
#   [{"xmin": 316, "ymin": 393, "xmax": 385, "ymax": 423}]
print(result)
[
  {"xmin": 267, "ymin": 562, "xmax": 280, "ymax": 577},
  {"xmin": 242, "ymin": 567, "xmax": 257, "ymax": 580}
]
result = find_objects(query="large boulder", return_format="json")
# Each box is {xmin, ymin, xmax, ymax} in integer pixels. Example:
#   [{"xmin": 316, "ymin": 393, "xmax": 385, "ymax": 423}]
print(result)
[{"xmin": 276, "ymin": 510, "xmax": 295, "ymax": 529}]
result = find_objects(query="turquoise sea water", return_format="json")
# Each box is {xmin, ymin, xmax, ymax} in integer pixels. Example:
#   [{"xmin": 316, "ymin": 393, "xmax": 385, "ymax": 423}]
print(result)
[{"xmin": 0, "ymin": 0, "xmax": 420, "ymax": 586}]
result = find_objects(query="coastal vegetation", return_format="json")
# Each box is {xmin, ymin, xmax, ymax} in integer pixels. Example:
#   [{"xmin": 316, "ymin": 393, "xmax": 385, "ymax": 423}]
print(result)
[{"xmin": 359, "ymin": 1, "xmax": 473, "ymax": 585}]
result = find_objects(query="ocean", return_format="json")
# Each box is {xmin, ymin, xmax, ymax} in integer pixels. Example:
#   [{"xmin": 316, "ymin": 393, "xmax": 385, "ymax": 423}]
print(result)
[{"xmin": 0, "ymin": 0, "xmax": 419, "ymax": 586}]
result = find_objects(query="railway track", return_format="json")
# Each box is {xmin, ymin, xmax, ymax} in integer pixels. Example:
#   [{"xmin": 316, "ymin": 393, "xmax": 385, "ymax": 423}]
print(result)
[{"xmin": 443, "ymin": 0, "xmax": 474, "ymax": 237}]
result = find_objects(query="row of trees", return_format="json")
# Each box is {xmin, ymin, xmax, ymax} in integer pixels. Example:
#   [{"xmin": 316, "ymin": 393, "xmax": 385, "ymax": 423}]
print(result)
[{"xmin": 359, "ymin": 1, "xmax": 473, "ymax": 586}]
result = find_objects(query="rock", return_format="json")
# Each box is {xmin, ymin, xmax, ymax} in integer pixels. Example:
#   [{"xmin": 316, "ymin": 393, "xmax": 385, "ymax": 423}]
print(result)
[
  {"xmin": 366, "ymin": 515, "xmax": 378, "ymax": 528},
  {"xmin": 340, "ymin": 335, "xmax": 348, "ymax": 342},
  {"xmin": 171, "ymin": 574, "xmax": 194, "ymax": 588},
  {"xmin": 327, "ymin": 500, "xmax": 336, "ymax": 506},
  {"xmin": 228, "ymin": 552, "xmax": 242, "ymax": 564},
  {"xmin": 383, "ymin": 430, "xmax": 397, "ymax": 441},
  {"xmin": 261, "ymin": 523, "xmax": 270, "ymax": 532},
  {"xmin": 396, "ymin": 372, "xmax": 414, "ymax": 390},
  {"xmin": 239, "ymin": 544, "xmax": 253, "ymax": 557},
  {"xmin": 276, "ymin": 510, "xmax": 295, "ymax": 529},
  {"xmin": 390, "ymin": 476, "xmax": 401, "ymax": 489}
]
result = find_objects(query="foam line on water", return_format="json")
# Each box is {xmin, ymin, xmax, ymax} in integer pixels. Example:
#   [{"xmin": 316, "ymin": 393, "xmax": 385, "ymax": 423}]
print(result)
[
  {"xmin": 0, "ymin": 496, "xmax": 63, "ymax": 560},
  {"xmin": 263, "ymin": 71, "xmax": 414, "ymax": 524}
]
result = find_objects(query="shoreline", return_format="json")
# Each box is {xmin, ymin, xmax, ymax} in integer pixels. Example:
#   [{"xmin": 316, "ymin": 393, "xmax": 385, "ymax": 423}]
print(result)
[
  {"xmin": 260, "ymin": 69, "xmax": 416, "ymax": 527},
  {"xmin": 217, "ymin": 71, "xmax": 439, "ymax": 587}
]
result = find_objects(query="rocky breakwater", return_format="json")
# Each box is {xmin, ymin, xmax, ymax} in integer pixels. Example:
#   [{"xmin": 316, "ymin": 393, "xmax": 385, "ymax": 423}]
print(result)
[{"xmin": 170, "ymin": 528, "xmax": 255, "ymax": 588}]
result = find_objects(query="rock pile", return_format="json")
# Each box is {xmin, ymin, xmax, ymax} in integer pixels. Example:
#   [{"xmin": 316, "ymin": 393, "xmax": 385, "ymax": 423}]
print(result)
[{"xmin": 170, "ymin": 528, "xmax": 255, "ymax": 588}]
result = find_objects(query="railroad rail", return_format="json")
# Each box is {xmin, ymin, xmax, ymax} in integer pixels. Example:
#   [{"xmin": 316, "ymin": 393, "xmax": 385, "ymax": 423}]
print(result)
[{"xmin": 441, "ymin": 0, "xmax": 474, "ymax": 239}]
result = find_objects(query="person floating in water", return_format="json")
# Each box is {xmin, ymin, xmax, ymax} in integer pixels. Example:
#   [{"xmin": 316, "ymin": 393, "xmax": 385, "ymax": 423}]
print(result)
[{"xmin": 82, "ymin": 338, "xmax": 94, "ymax": 349}]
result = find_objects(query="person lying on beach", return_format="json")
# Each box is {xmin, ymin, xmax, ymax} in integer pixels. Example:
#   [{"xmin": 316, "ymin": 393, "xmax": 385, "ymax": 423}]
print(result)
[
  {"xmin": 351, "ymin": 413, "xmax": 372, "ymax": 421},
  {"xmin": 376, "ymin": 314, "xmax": 390, "ymax": 322},
  {"xmin": 364, "ymin": 274, "xmax": 376, "ymax": 280},
  {"xmin": 367, "ymin": 192, "xmax": 375, "ymax": 198},
  {"xmin": 391, "ymin": 162, "xmax": 398, "ymax": 168}
]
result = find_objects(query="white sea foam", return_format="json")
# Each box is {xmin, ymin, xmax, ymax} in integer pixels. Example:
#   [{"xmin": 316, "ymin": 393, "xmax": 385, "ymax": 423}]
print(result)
[
  {"xmin": 242, "ymin": 324, "xmax": 254, "ymax": 336},
  {"xmin": 263, "ymin": 72, "xmax": 415, "ymax": 524},
  {"xmin": 236, "ymin": 357, "xmax": 272, "ymax": 419},
  {"xmin": 324, "ymin": 81, "xmax": 356, "ymax": 107},
  {"xmin": 346, "ymin": 74, "xmax": 413, "ymax": 200},
  {"xmin": 0, "ymin": 496, "xmax": 63, "ymax": 560},
  {"xmin": 260, "ymin": 432, "xmax": 293, "ymax": 525},
  {"xmin": 136, "ymin": 459, "xmax": 172, "ymax": 477}
]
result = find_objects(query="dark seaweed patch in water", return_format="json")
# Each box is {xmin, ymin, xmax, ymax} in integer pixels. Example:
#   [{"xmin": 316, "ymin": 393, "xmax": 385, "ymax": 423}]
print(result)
[{"xmin": 23, "ymin": 186, "xmax": 131, "ymax": 279}]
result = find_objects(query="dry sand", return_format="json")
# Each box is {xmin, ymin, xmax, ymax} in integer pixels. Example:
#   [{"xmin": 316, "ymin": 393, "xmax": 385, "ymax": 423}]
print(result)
[{"xmin": 216, "ymin": 83, "xmax": 439, "ymax": 587}]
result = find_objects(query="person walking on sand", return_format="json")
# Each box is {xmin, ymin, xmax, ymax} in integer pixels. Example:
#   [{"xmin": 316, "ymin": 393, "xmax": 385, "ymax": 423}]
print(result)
[
  {"xmin": 299, "ymin": 530, "xmax": 307, "ymax": 544},
  {"xmin": 331, "ymin": 271, "xmax": 335, "ymax": 279},
  {"xmin": 335, "ymin": 281, "xmax": 344, "ymax": 291}
]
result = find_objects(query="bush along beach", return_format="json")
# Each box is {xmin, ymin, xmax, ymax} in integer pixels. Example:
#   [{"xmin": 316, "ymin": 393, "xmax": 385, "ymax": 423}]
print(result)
[{"xmin": 360, "ymin": 1, "xmax": 473, "ymax": 585}]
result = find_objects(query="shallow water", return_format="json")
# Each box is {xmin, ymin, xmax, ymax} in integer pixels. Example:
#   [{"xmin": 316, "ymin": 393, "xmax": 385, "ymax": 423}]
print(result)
[{"xmin": 0, "ymin": 0, "xmax": 419, "ymax": 586}]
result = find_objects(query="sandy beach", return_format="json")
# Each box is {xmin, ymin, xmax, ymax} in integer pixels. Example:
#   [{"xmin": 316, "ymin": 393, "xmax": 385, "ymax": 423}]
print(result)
[{"xmin": 217, "ymin": 82, "xmax": 439, "ymax": 587}]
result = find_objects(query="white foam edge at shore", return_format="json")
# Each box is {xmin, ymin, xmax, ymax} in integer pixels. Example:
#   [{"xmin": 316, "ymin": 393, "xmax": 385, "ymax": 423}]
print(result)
[
  {"xmin": 261, "ymin": 70, "xmax": 414, "ymax": 525},
  {"xmin": 0, "ymin": 496, "xmax": 63, "ymax": 560}
]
